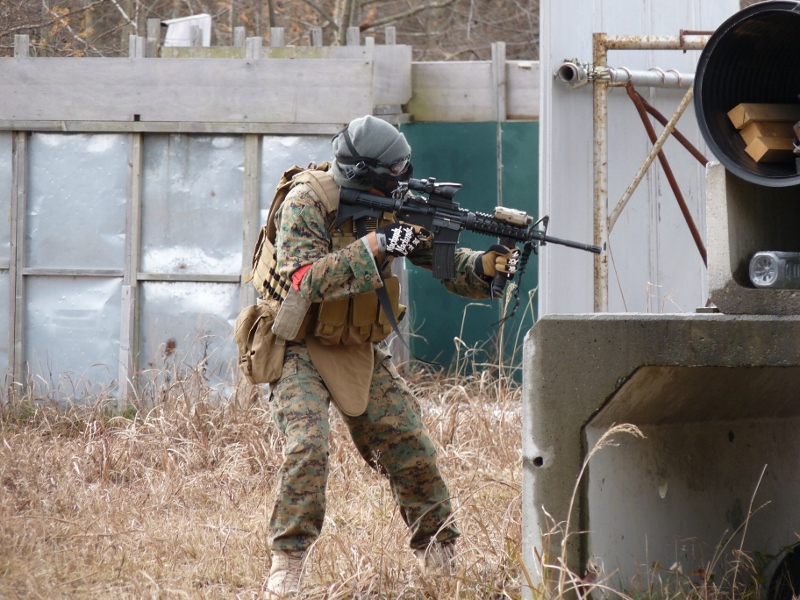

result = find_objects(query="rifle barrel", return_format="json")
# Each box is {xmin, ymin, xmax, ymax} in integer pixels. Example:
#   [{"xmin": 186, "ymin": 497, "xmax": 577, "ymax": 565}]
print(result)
[{"xmin": 536, "ymin": 233, "xmax": 602, "ymax": 254}]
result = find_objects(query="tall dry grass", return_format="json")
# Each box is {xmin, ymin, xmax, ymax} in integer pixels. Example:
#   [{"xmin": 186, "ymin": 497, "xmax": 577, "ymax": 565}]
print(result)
[{"xmin": 0, "ymin": 365, "xmax": 523, "ymax": 599}]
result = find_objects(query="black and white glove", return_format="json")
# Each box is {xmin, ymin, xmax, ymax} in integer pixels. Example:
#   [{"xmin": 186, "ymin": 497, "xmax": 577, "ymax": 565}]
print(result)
[
  {"xmin": 376, "ymin": 223, "xmax": 430, "ymax": 257},
  {"xmin": 475, "ymin": 244, "xmax": 520, "ymax": 279}
]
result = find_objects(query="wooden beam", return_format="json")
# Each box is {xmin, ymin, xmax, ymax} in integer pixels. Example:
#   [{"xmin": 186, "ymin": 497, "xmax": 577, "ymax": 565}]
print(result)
[
  {"xmin": 9, "ymin": 132, "xmax": 26, "ymax": 389},
  {"xmin": 146, "ymin": 19, "xmax": 161, "ymax": 57},
  {"xmin": 0, "ymin": 120, "xmax": 346, "ymax": 134},
  {"xmin": 0, "ymin": 58, "xmax": 373, "ymax": 124},
  {"xmin": 246, "ymin": 37, "xmax": 263, "ymax": 59},
  {"xmin": 270, "ymin": 27, "xmax": 285, "ymax": 48},
  {"xmin": 21, "ymin": 268, "xmax": 124, "ymax": 277},
  {"xmin": 136, "ymin": 273, "xmax": 241, "ymax": 283},
  {"xmin": 119, "ymin": 133, "xmax": 143, "ymax": 402},
  {"xmin": 241, "ymin": 135, "xmax": 260, "ymax": 310},
  {"xmin": 234, "ymin": 27, "xmax": 246, "ymax": 48},
  {"xmin": 14, "ymin": 35, "xmax": 29, "ymax": 58}
]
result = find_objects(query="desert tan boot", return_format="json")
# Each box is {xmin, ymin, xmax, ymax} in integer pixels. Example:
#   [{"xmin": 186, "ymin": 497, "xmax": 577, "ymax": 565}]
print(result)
[
  {"xmin": 264, "ymin": 549, "xmax": 306, "ymax": 599},
  {"xmin": 414, "ymin": 541, "xmax": 457, "ymax": 577}
]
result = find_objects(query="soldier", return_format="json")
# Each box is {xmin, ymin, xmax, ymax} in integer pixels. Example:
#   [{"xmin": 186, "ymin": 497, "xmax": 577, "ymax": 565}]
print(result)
[{"xmin": 262, "ymin": 115, "xmax": 518, "ymax": 598}]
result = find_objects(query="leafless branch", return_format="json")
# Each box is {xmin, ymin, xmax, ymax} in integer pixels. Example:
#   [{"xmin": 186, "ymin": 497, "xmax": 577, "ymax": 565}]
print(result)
[
  {"xmin": 360, "ymin": 0, "xmax": 457, "ymax": 31},
  {"xmin": 0, "ymin": 0, "xmax": 109, "ymax": 39},
  {"xmin": 297, "ymin": 0, "xmax": 336, "ymax": 29}
]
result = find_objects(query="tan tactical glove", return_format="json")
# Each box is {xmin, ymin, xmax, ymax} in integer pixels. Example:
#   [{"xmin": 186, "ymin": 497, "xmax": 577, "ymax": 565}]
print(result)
[{"xmin": 475, "ymin": 244, "xmax": 521, "ymax": 279}]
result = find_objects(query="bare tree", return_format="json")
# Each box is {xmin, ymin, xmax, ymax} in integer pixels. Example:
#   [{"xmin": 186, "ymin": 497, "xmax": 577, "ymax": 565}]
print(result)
[{"xmin": 0, "ymin": 0, "xmax": 540, "ymax": 59}]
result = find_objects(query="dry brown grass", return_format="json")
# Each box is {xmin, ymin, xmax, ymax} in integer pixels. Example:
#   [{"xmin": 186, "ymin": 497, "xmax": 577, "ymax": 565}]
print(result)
[{"xmin": 0, "ymin": 365, "xmax": 522, "ymax": 599}]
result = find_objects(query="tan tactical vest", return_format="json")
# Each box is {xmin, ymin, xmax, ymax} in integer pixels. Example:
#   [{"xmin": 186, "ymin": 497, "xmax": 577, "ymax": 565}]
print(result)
[{"xmin": 248, "ymin": 163, "xmax": 401, "ymax": 346}]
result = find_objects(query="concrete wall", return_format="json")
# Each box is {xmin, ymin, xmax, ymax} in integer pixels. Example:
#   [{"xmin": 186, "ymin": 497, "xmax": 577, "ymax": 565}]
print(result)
[
  {"xmin": 706, "ymin": 162, "xmax": 800, "ymax": 315},
  {"xmin": 522, "ymin": 314, "xmax": 800, "ymax": 595}
]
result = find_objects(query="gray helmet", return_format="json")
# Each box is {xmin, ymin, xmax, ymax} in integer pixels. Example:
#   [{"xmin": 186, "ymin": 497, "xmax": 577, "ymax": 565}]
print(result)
[{"xmin": 331, "ymin": 115, "xmax": 412, "ymax": 191}]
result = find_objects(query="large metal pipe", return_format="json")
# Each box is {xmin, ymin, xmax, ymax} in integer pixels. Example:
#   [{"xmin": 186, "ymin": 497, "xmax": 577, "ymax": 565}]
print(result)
[
  {"xmin": 556, "ymin": 62, "xmax": 694, "ymax": 88},
  {"xmin": 694, "ymin": 0, "xmax": 800, "ymax": 188}
]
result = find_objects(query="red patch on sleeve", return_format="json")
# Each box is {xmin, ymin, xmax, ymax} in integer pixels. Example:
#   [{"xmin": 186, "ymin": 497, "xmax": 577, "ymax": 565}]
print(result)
[{"xmin": 291, "ymin": 264, "xmax": 312, "ymax": 291}]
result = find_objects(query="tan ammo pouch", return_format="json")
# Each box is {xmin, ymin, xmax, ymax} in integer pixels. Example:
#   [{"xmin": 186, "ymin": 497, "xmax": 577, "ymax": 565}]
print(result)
[
  {"xmin": 313, "ymin": 275, "xmax": 405, "ymax": 346},
  {"xmin": 234, "ymin": 301, "xmax": 285, "ymax": 385},
  {"xmin": 272, "ymin": 288, "xmax": 312, "ymax": 344}
]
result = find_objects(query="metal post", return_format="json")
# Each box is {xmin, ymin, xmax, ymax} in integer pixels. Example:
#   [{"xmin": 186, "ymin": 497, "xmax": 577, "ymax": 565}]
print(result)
[
  {"xmin": 592, "ymin": 33, "xmax": 609, "ymax": 312},
  {"xmin": 589, "ymin": 33, "xmax": 709, "ymax": 312}
]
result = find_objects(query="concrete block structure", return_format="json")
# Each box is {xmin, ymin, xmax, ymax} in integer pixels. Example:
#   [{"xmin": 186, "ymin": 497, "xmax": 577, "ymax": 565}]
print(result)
[
  {"xmin": 707, "ymin": 162, "xmax": 800, "ymax": 315},
  {"xmin": 525, "ymin": 2, "xmax": 800, "ymax": 596},
  {"xmin": 523, "ymin": 314, "xmax": 800, "ymax": 590}
]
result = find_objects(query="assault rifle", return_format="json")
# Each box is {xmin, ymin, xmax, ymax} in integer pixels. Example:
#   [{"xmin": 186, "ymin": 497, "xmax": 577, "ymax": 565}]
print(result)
[{"xmin": 336, "ymin": 177, "xmax": 601, "ymax": 305}]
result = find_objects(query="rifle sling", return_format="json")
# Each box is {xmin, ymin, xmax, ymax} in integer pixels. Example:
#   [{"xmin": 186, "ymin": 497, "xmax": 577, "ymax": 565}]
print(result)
[{"xmin": 354, "ymin": 218, "xmax": 406, "ymax": 346}]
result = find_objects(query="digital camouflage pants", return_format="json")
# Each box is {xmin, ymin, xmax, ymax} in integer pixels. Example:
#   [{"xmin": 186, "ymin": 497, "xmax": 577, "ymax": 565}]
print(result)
[{"xmin": 268, "ymin": 342, "xmax": 460, "ymax": 553}]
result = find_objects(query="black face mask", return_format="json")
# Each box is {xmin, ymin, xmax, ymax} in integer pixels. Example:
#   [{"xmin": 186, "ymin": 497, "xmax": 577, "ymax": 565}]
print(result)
[
  {"xmin": 333, "ymin": 124, "xmax": 412, "ymax": 193},
  {"xmin": 372, "ymin": 162, "xmax": 414, "ymax": 195}
]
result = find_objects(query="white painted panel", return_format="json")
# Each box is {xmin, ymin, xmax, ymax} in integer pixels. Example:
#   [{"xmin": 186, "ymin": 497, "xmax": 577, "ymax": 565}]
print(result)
[
  {"xmin": 0, "ymin": 58, "xmax": 373, "ymax": 124},
  {"xmin": 539, "ymin": 0, "xmax": 738, "ymax": 316}
]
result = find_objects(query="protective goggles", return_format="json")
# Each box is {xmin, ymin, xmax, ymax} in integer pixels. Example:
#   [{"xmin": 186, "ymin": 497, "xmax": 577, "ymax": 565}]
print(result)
[{"xmin": 334, "ymin": 125, "xmax": 411, "ymax": 175}]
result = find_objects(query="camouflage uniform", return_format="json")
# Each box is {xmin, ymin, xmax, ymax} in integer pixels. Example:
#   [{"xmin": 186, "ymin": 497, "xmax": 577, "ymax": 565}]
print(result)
[{"xmin": 268, "ymin": 181, "xmax": 492, "ymax": 553}]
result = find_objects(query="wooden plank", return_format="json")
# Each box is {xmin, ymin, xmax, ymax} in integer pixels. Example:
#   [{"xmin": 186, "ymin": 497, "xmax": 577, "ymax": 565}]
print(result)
[
  {"xmin": 492, "ymin": 42, "xmax": 507, "ymax": 122},
  {"xmin": 146, "ymin": 19, "xmax": 161, "ymax": 57},
  {"xmin": 372, "ymin": 45, "xmax": 411, "ymax": 107},
  {"xmin": 14, "ymin": 35, "xmax": 29, "ymax": 58},
  {"xmin": 270, "ymin": 27, "xmax": 285, "ymax": 47},
  {"xmin": 241, "ymin": 134, "xmax": 260, "ymax": 310},
  {"xmin": 136, "ymin": 273, "xmax": 241, "ymax": 283},
  {"xmin": 246, "ymin": 37, "xmax": 263, "ymax": 59},
  {"xmin": 745, "ymin": 136, "xmax": 796, "ymax": 163},
  {"xmin": 408, "ymin": 62, "xmax": 495, "ymax": 122},
  {"xmin": 21, "ymin": 268, "xmax": 125, "ymax": 277},
  {"xmin": 507, "ymin": 61, "xmax": 540, "ymax": 120},
  {"xmin": 160, "ymin": 47, "xmax": 246, "ymax": 58},
  {"xmin": 727, "ymin": 103, "xmax": 800, "ymax": 129},
  {"xmin": 10, "ymin": 132, "xmax": 26, "ymax": 387},
  {"xmin": 119, "ymin": 132, "xmax": 143, "ymax": 402},
  {"xmin": 118, "ymin": 285, "xmax": 135, "ymax": 403},
  {"xmin": 0, "ymin": 120, "xmax": 345, "ymax": 134},
  {"xmin": 0, "ymin": 58, "xmax": 373, "ymax": 124},
  {"xmin": 234, "ymin": 27, "xmax": 246, "ymax": 48}
]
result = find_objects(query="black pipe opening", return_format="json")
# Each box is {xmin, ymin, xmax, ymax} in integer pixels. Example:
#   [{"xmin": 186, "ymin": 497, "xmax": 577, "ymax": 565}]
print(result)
[{"xmin": 695, "ymin": 0, "xmax": 800, "ymax": 188}]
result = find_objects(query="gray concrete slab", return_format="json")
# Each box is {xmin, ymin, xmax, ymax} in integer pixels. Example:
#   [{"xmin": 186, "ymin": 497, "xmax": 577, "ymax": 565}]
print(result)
[{"xmin": 522, "ymin": 312, "xmax": 800, "ymax": 596}]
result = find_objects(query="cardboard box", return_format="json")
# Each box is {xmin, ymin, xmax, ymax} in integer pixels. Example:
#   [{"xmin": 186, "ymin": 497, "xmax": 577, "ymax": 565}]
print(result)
[
  {"xmin": 740, "ymin": 120, "xmax": 797, "ymax": 146},
  {"xmin": 745, "ymin": 136, "xmax": 796, "ymax": 163},
  {"xmin": 727, "ymin": 103, "xmax": 800, "ymax": 129}
]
